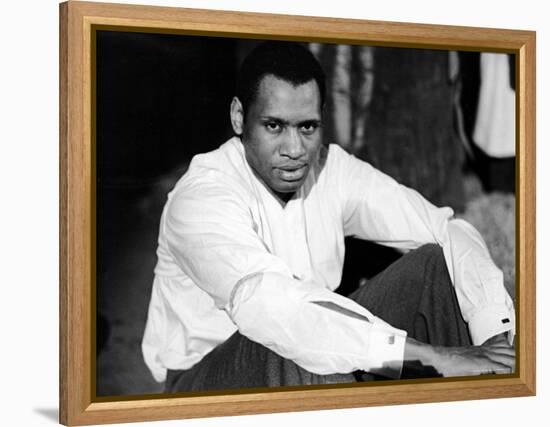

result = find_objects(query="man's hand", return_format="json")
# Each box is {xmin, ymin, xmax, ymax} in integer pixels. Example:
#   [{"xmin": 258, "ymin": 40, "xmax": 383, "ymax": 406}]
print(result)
[{"xmin": 404, "ymin": 333, "xmax": 515, "ymax": 377}]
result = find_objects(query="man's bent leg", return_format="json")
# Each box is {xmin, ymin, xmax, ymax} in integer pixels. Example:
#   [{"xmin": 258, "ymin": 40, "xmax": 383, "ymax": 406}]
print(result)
[
  {"xmin": 165, "ymin": 332, "xmax": 355, "ymax": 393},
  {"xmin": 349, "ymin": 244, "xmax": 471, "ymax": 349},
  {"xmin": 348, "ymin": 244, "xmax": 471, "ymax": 379}
]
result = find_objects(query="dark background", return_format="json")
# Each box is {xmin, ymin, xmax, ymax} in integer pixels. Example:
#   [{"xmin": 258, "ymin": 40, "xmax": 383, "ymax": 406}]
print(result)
[{"xmin": 95, "ymin": 31, "xmax": 515, "ymax": 397}]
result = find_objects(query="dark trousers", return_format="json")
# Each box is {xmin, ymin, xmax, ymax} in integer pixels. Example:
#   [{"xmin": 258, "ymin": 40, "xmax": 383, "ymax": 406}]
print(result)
[{"xmin": 165, "ymin": 244, "xmax": 471, "ymax": 393}]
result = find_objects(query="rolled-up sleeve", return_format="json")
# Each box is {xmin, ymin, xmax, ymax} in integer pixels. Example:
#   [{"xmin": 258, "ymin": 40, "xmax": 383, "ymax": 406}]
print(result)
[
  {"xmin": 164, "ymin": 173, "xmax": 406, "ymax": 377},
  {"xmin": 336, "ymin": 146, "xmax": 515, "ymax": 345}
]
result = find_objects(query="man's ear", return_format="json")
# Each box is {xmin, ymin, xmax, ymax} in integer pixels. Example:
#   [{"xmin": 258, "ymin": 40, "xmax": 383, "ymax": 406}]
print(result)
[{"xmin": 230, "ymin": 97, "xmax": 244, "ymax": 136}]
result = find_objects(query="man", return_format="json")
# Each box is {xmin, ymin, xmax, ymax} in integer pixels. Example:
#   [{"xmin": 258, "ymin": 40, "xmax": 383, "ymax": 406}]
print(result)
[{"xmin": 142, "ymin": 41, "xmax": 515, "ymax": 392}]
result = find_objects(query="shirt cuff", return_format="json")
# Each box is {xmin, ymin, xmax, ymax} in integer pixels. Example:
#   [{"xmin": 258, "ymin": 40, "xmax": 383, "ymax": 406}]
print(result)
[
  {"xmin": 364, "ymin": 323, "xmax": 407, "ymax": 379},
  {"xmin": 468, "ymin": 304, "xmax": 515, "ymax": 345}
]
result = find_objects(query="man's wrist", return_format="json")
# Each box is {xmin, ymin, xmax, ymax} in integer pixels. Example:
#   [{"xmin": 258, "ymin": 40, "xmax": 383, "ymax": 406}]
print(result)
[
  {"xmin": 404, "ymin": 337, "xmax": 438, "ymax": 369},
  {"xmin": 402, "ymin": 337, "xmax": 446, "ymax": 378}
]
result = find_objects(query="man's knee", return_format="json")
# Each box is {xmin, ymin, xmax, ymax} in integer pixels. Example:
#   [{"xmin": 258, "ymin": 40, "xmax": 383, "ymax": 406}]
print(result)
[
  {"xmin": 414, "ymin": 243, "xmax": 443, "ymax": 258},
  {"xmin": 410, "ymin": 244, "xmax": 446, "ymax": 268},
  {"xmin": 406, "ymin": 244, "xmax": 450, "ymax": 288}
]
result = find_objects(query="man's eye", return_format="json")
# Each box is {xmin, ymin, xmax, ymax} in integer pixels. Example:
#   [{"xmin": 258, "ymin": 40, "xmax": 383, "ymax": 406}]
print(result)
[
  {"xmin": 300, "ymin": 123, "xmax": 318, "ymax": 135},
  {"xmin": 265, "ymin": 122, "xmax": 282, "ymax": 133}
]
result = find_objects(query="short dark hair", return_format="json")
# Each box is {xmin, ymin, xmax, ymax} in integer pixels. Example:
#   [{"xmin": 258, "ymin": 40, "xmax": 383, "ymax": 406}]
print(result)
[{"xmin": 236, "ymin": 41, "xmax": 326, "ymax": 116}]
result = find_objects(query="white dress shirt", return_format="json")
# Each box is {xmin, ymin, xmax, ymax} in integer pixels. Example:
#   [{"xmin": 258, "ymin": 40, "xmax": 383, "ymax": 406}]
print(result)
[{"xmin": 142, "ymin": 137, "xmax": 515, "ymax": 383}]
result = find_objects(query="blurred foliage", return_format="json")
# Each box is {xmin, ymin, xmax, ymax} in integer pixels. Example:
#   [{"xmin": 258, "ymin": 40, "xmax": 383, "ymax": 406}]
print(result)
[{"xmin": 459, "ymin": 191, "xmax": 516, "ymax": 300}]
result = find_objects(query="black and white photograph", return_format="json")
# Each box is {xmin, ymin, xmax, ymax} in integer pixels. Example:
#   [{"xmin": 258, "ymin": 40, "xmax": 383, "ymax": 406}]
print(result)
[
  {"xmin": 3, "ymin": 0, "xmax": 546, "ymax": 425},
  {"xmin": 95, "ymin": 30, "xmax": 517, "ymax": 398}
]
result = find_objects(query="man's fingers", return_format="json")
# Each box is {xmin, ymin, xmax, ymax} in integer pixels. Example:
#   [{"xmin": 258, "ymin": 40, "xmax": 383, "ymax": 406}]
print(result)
[
  {"xmin": 485, "ymin": 346, "xmax": 516, "ymax": 356},
  {"xmin": 489, "ymin": 366, "xmax": 514, "ymax": 375},
  {"xmin": 483, "ymin": 342, "xmax": 515, "ymax": 353},
  {"xmin": 485, "ymin": 353, "xmax": 516, "ymax": 371},
  {"xmin": 487, "ymin": 354, "xmax": 515, "ymax": 368},
  {"xmin": 478, "ymin": 359, "xmax": 514, "ymax": 375},
  {"xmin": 483, "ymin": 333, "xmax": 510, "ymax": 346},
  {"xmin": 491, "ymin": 361, "xmax": 514, "ymax": 374},
  {"xmin": 484, "ymin": 342, "xmax": 511, "ymax": 350}
]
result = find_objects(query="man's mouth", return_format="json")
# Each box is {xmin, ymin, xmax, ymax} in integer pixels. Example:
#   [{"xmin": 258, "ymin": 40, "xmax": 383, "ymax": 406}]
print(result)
[{"xmin": 276, "ymin": 164, "xmax": 307, "ymax": 181}]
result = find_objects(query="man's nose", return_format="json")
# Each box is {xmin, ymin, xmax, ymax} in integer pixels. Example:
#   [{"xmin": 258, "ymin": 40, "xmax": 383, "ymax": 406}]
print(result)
[{"xmin": 280, "ymin": 128, "xmax": 306, "ymax": 159}]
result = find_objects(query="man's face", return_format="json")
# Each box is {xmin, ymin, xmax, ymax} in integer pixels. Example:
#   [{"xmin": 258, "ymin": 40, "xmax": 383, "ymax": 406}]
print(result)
[{"xmin": 237, "ymin": 75, "xmax": 323, "ymax": 202}]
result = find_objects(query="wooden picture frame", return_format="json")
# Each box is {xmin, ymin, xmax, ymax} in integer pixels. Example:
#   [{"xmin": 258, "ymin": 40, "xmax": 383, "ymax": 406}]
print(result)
[{"xmin": 59, "ymin": 1, "xmax": 536, "ymax": 425}]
